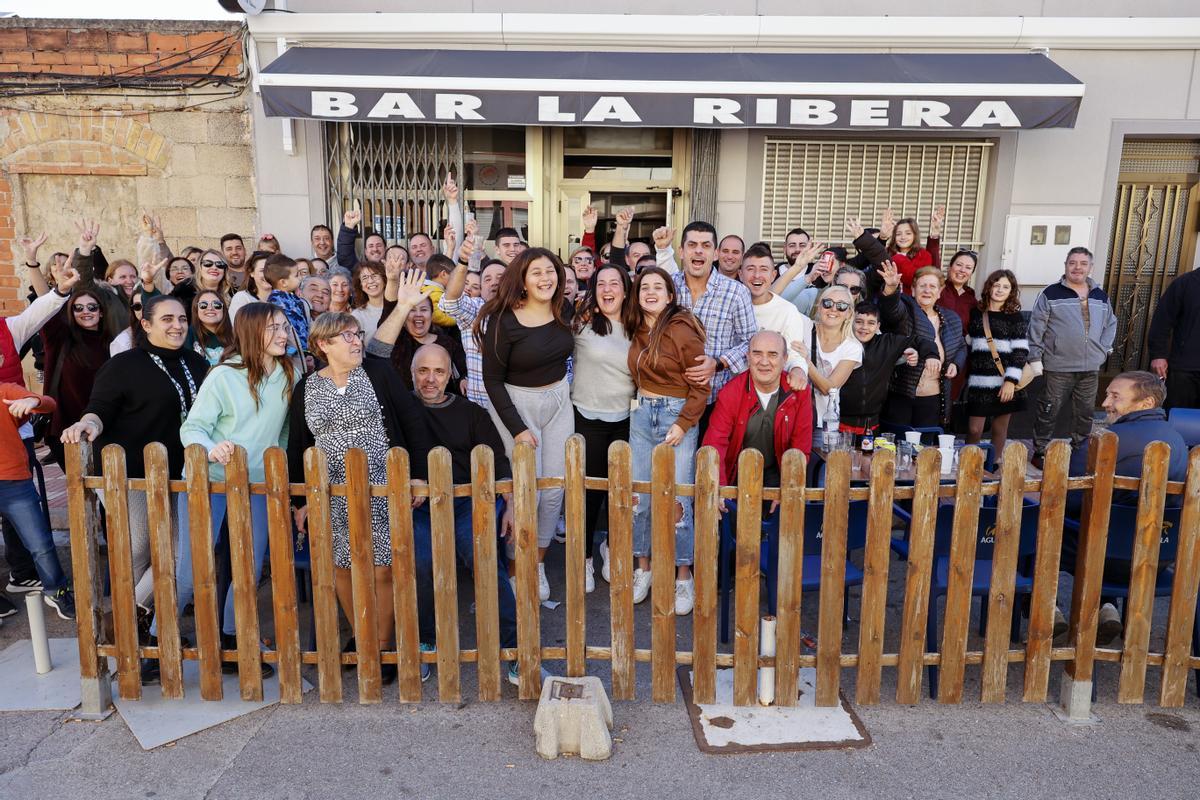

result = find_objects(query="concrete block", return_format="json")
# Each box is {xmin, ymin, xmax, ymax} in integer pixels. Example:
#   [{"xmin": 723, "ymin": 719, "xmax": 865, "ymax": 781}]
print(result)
[
  {"xmin": 166, "ymin": 143, "xmax": 196, "ymax": 177},
  {"xmin": 134, "ymin": 176, "xmax": 171, "ymax": 209},
  {"xmin": 225, "ymin": 175, "xmax": 257, "ymax": 209},
  {"xmin": 147, "ymin": 111, "xmax": 209, "ymax": 145},
  {"xmin": 195, "ymin": 144, "xmax": 253, "ymax": 178},
  {"xmin": 207, "ymin": 113, "xmax": 250, "ymax": 146},
  {"xmin": 533, "ymin": 676, "xmax": 613, "ymax": 761},
  {"xmin": 197, "ymin": 206, "xmax": 254, "ymax": 240}
]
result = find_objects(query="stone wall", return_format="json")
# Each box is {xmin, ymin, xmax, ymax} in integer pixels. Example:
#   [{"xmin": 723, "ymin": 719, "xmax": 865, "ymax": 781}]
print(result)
[{"xmin": 0, "ymin": 19, "xmax": 253, "ymax": 313}]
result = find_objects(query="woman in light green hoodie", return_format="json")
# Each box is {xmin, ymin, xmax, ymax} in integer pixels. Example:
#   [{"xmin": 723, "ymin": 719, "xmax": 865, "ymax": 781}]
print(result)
[{"xmin": 145, "ymin": 302, "xmax": 297, "ymax": 682}]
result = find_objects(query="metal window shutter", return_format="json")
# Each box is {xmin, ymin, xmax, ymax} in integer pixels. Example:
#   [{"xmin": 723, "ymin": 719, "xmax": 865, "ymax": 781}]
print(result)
[{"xmin": 760, "ymin": 139, "xmax": 992, "ymax": 266}]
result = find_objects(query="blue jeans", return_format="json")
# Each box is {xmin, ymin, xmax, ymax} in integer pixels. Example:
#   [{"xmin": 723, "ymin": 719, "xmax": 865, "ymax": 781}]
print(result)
[
  {"xmin": 630, "ymin": 396, "xmax": 698, "ymax": 566},
  {"xmin": 151, "ymin": 491, "xmax": 270, "ymax": 638},
  {"xmin": 0, "ymin": 478, "xmax": 67, "ymax": 593},
  {"xmin": 411, "ymin": 497, "xmax": 517, "ymax": 649}
]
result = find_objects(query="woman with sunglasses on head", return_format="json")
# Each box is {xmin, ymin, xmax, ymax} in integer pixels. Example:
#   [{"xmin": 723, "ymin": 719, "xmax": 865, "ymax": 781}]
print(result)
[
  {"xmin": 881, "ymin": 264, "xmax": 967, "ymax": 428},
  {"xmin": 625, "ymin": 266, "xmax": 708, "ymax": 614},
  {"xmin": 288, "ymin": 311, "xmax": 434, "ymax": 685},
  {"xmin": 192, "ymin": 289, "xmax": 233, "ymax": 366},
  {"xmin": 228, "ymin": 250, "xmax": 273, "ymax": 323},
  {"xmin": 141, "ymin": 302, "xmax": 297, "ymax": 683},
  {"xmin": 806, "ymin": 284, "xmax": 864, "ymax": 433},
  {"xmin": 61, "ymin": 295, "xmax": 209, "ymax": 635}
]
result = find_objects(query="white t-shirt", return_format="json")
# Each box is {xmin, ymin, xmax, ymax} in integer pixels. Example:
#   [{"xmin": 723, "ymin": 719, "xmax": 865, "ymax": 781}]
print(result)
[
  {"xmin": 812, "ymin": 334, "xmax": 864, "ymax": 425},
  {"xmin": 753, "ymin": 292, "xmax": 814, "ymax": 373},
  {"xmin": 755, "ymin": 388, "xmax": 776, "ymax": 410}
]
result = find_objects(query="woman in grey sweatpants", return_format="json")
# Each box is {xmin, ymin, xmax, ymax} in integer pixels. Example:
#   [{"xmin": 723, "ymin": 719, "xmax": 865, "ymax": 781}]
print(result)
[{"xmin": 476, "ymin": 248, "xmax": 577, "ymax": 602}]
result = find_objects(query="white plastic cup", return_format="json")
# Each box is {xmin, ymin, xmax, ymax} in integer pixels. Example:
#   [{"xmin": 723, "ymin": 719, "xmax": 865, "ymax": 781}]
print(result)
[
  {"xmin": 938, "ymin": 434, "xmax": 955, "ymax": 449},
  {"xmin": 904, "ymin": 431, "xmax": 922, "ymax": 445},
  {"xmin": 940, "ymin": 447, "xmax": 955, "ymax": 474}
]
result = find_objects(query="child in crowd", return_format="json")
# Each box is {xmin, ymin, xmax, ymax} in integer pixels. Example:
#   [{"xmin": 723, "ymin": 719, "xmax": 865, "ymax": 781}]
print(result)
[
  {"xmin": 0, "ymin": 372, "xmax": 75, "ymax": 620},
  {"xmin": 264, "ymin": 253, "xmax": 310, "ymax": 353},
  {"xmin": 422, "ymin": 254, "xmax": 460, "ymax": 329}
]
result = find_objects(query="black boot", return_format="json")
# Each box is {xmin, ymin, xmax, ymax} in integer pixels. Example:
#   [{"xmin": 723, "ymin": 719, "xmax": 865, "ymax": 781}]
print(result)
[{"xmin": 140, "ymin": 635, "xmax": 161, "ymax": 684}]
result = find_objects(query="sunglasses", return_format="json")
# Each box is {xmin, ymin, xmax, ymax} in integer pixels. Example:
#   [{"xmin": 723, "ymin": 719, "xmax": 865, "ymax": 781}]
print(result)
[
  {"xmin": 820, "ymin": 299, "xmax": 851, "ymax": 312},
  {"xmin": 837, "ymin": 284, "xmax": 863, "ymax": 296},
  {"xmin": 334, "ymin": 330, "xmax": 365, "ymax": 344},
  {"xmin": 201, "ymin": 259, "xmax": 228, "ymax": 269},
  {"xmin": 198, "ymin": 300, "xmax": 224, "ymax": 310},
  {"xmin": 72, "ymin": 303, "xmax": 100, "ymax": 313},
  {"xmin": 130, "ymin": 303, "xmax": 143, "ymax": 313}
]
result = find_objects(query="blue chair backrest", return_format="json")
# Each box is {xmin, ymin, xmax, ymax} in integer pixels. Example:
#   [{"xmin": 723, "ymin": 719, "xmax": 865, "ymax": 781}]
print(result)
[
  {"xmin": 932, "ymin": 497, "xmax": 1041, "ymax": 561},
  {"xmin": 1169, "ymin": 407, "xmax": 1200, "ymax": 448},
  {"xmin": 803, "ymin": 499, "xmax": 870, "ymax": 553},
  {"xmin": 1102, "ymin": 503, "xmax": 1184, "ymax": 563}
]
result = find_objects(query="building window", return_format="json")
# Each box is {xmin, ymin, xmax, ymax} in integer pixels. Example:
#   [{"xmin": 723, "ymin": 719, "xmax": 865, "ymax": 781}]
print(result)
[{"xmin": 760, "ymin": 138, "xmax": 992, "ymax": 264}]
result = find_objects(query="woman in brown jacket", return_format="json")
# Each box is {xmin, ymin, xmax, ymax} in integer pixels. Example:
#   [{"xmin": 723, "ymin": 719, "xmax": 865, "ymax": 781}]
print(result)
[{"xmin": 624, "ymin": 266, "xmax": 709, "ymax": 616}]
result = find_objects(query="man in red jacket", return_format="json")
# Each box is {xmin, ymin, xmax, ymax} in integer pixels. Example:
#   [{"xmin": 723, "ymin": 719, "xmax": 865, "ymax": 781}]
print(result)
[{"xmin": 702, "ymin": 330, "xmax": 813, "ymax": 495}]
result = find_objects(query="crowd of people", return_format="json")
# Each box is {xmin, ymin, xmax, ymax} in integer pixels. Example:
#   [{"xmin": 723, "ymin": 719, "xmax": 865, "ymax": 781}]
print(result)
[{"xmin": 0, "ymin": 171, "xmax": 1193, "ymax": 682}]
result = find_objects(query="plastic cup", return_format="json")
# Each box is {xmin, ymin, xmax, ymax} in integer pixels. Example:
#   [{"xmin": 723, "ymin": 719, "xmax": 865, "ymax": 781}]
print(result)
[
  {"xmin": 904, "ymin": 431, "xmax": 922, "ymax": 445},
  {"xmin": 938, "ymin": 434, "xmax": 955, "ymax": 449}
]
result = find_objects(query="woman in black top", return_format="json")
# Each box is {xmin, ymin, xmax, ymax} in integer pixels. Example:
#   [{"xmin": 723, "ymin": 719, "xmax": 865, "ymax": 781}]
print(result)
[
  {"xmin": 965, "ymin": 269, "xmax": 1028, "ymax": 458},
  {"xmin": 474, "ymin": 247, "xmax": 575, "ymax": 601},
  {"xmin": 60, "ymin": 295, "xmax": 208, "ymax": 623}
]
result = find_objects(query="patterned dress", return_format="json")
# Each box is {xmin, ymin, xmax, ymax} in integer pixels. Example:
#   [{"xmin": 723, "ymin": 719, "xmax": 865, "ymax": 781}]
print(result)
[{"xmin": 303, "ymin": 367, "xmax": 392, "ymax": 568}]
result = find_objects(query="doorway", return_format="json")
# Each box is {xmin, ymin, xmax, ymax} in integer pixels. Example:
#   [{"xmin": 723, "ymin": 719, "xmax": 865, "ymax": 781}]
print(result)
[{"xmin": 545, "ymin": 127, "xmax": 692, "ymax": 261}]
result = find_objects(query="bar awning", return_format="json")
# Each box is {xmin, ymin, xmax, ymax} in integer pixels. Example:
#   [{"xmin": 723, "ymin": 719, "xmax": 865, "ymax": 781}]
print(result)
[{"xmin": 258, "ymin": 49, "xmax": 1084, "ymax": 130}]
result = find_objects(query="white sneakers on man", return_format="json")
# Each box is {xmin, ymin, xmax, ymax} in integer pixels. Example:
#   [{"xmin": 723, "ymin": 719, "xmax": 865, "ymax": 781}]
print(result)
[
  {"xmin": 674, "ymin": 578, "xmax": 695, "ymax": 616},
  {"xmin": 584, "ymin": 559, "xmax": 595, "ymax": 593},
  {"xmin": 537, "ymin": 562, "xmax": 550, "ymax": 602},
  {"xmin": 631, "ymin": 568, "xmax": 651, "ymax": 604}
]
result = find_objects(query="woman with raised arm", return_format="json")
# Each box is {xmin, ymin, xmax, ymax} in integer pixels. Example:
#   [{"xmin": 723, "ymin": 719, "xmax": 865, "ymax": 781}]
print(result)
[
  {"xmin": 288, "ymin": 310, "xmax": 433, "ymax": 685},
  {"xmin": 570, "ymin": 262, "xmax": 635, "ymax": 593},
  {"xmin": 625, "ymin": 266, "xmax": 709, "ymax": 615},
  {"xmin": 350, "ymin": 261, "xmax": 395, "ymax": 342},
  {"xmin": 475, "ymin": 247, "xmax": 575, "ymax": 602},
  {"xmin": 141, "ymin": 302, "xmax": 297, "ymax": 683},
  {"xmin": 884, "ymin": 206, "xmax": 944, "ymax": 292},
  {"xmin": 805, "ymin": 284, "xmax": 864, "ymax": 432},
  {"xmin": 367, "ymin": 270, "xmax": 467, "ymax": 393},
  {"xmin": 61, "ymin": 295, "xmax": 209, "ymax": 637}
]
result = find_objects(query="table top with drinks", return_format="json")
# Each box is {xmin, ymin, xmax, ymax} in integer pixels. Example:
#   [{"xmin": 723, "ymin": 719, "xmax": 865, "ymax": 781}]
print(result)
[{"xmin": 813, "ymin": 428, "xmax": 1002, "ymax": 484}]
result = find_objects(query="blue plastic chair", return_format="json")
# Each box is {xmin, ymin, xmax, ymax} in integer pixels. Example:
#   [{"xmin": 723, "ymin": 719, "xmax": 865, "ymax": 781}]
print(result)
[
  {"xmin": 718, "ymin": 498, "xmax": 868, "ymax": 644},
  {"xmin": 1168, "ymin": 407, "xmax": 1200, "ymax": 447},
  {"xmin": 925, "ymin": 497, "xmax": 1041, "ymax": 699},
  {"xmin": 1063, "ymin": 502, "xmax": 1197, "ymax": 696}
]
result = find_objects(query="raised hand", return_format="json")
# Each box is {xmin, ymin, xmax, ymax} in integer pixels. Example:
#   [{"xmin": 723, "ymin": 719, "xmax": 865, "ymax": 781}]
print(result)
[
  {"xmin": 879, "ymin": 207, "xmax": 896, "ymax": 240},
  {"xmin": 879, "ymin": 259, "xmax": 901, "ymax": 294},
  {"xmin": 464, "ymin": 216, "xmax": 479, "ymax": 241},
  {"xmin": 74, "ymin": 218, "xmax": 100, "ymax": 256},
  {"xmin": 57, "ymin": 259, "xmax": 81, "ymax": 293},
  {"xmin": 458, "ymin": 233, "xmax": 475, "ymax": 263},
  {"xmin": 652, "ymin": 226, "xmax": 674, "ymax": 250},
  {"xmin": 615, "ymin": 207, "xmax": 634, "ymax": 230},
  {"xmin": 343, "ymin": 209, "xmax": 362, "ymax": 229},
  {"xmin": 929, "ymin": 205, "xmax": 946, "ymax": 238},
  {"xmin": 442, "ymin": 173, "xmax": 459, "ymax": 202},
  {"xmin": 800, "ymin": 241, "xmax": 827, "ymax": 270},
  {"xmin": 845, "ymin": 216, "xmax": 865, "ymax": 239},
  {"xmin": 18, "ymin": 232, "xmax": 47, "ymax": 264},
  {"xmin": 582, "ymin": 205, "xmax": 598, "ymax": 234},
  {"xmin": 140, "ymin": 257, "xmax": 166, "ymax": 289},
  {"xmin": 141, "ymin": 210, "xmax": 164, "ymax": 241},
  {"xmin": 384, "ymin": 245, "xmax": 407, "ymax": 273},
  {"xmin": 443, "ymin": 223, "xmax": 458, "ymax": 257},
  {"xmin": 394, "ymin": 268, "xmax": 426, "ymax": 306}
]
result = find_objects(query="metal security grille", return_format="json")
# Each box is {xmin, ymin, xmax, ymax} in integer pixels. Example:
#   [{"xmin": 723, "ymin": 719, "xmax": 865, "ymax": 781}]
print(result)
[
  {"xmin": 1103, "ymin": 139, "xmax": 1200, "ymax": 374},
  {"xmin": 760, "ymin": 139, "xmax": 992, "ymax": 265},
  {"xmin": 324, "ymin": 122, "xmax": 463, "ymax": 245}
]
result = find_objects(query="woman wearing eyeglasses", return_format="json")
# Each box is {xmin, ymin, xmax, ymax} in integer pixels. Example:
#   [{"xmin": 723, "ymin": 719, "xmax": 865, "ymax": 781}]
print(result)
[
  {"xmin": 191, "ymin": 289, "xmax": 233, "ymax": 366},
  {"xmin": 806, "ymin": 285, "xmax": 864, "ymax": 431},
  {"xmin": 882, "ymin": 264, "xmax": 967, "ymax": 428},
  {"xmin": 61, "ymin": 295, "xmax": 209, "ymax": 637},
  {"xmin": 142, "ymin": 302, "xmax": 298, "ymax": 683},
  {"xmin": 287, "ymin": 311, "xmax": 434, "ymax": 684}
]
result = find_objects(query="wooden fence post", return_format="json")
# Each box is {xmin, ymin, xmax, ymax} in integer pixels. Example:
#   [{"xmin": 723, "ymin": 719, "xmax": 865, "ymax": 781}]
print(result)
[
  {"xmin": 732, "ymin": 449, "xmax": 764, "ymax": 707},
  {"xmin": 305, "ymin": 448, "xmax": 343, "ymax": 703},
  {"xmin": 512, "ymin": 441, "xmax": 542, "ymax": 700},
  {"xmin": 386, "ymin": 448, "xmax": 422, "ymax": 703},
  {"xmin": 66, "ymin": 441, "xmax": 112, "ymax": 717},
  {"xmin": 895, "ymin": 447, "xmax": 941, "ymax": 704},
  {"xmin": 980, "ymin": 443, "xmax": 1028, "ymax": 703},
  {"xmin": 651, "ymin": 442, "xmax": 679, "ymax": 703},
  {"xmin": 1060, "ymin": 431, "xmax": 1117, "ymax": 721},
  {"xmin": 144, "ymin": 443, "xmax": 183, "ymax": 699},
  {"xmin": 691, "ymin": 446, "xmax": 721, "ymax": 706},
  {"xmin": 1023, "ymin": 440, "xmax": 1070, "ymax": 702},
  {"xmin": 855, "ymin": 449, "xmax": 894, "ymax": 705},
  {"xmin": 428, "ymin": 447, "xmax": 462, "ymax": 703},
  {"xmin": 346, "ymin": 447, "xmax": 382, "ymax": 704},
  {"xmin": 937, "ymin": 445, "xmax": 985, "ymax": 704},
  {"xmin": 607, "ymin": 441, "xmax": 635, "ymax": 701},
  {"xmin": 564, "ymin": 435, "xmax": 587, "ymax": 678},
  {"xmin": 774, "ymin": 449, "xmax": 808, "ymax": 708},
  {"xmin": 815, "ymin": 449, "xmax": 850, "ymax": 708},
  {"xmin": 102, "ymin": 445, "xmax": 140, "ymax": 701},
  {"xmin": 471, "ymin": 445, "xmax": 502, "ymax": 701},
  {"xmin": 184, "ymin": 444, "xmax": 223, "ymax": 701},
  {"xmin": 1160, "ymin": 446, "xmax": 1200, "ymax": 707},
  {"xmin": 264, "ymin": 447, "xmax": 301, "ymax": 704}
]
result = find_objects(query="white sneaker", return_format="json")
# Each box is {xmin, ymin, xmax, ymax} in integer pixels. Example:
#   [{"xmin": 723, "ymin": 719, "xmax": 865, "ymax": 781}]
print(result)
[
  {"xmin": 631, "ymin": 568, "xmax": 651, "ymax": 604},
  {"xmin": 537, "ymin": 563, "xmax": 550, "ymax": 602},
  {"xmin": 584, "ymin": 559, "xmax": 595, "ymax": 594},
  {"xmin": 674, "ymin": 578, "xmax": 695, "ymax": 616},
  {"xmin": 599, "ymin": 540, "xmax": 611, "ymax": 583}
]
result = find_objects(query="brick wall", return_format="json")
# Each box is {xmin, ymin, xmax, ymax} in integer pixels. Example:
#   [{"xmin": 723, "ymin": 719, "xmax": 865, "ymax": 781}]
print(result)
[{"xmin": 0, "ymin": 20, "xmax": 252, "ymax": 314}]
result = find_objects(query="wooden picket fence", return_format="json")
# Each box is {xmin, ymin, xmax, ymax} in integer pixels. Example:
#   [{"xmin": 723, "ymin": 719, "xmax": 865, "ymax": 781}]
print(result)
[{"xmin": 63, "ymin": 432, "xmax": 1200, "ymax": 711}]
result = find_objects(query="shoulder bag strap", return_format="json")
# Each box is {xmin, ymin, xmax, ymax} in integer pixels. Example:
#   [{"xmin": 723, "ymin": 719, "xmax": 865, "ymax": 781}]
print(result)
[{"xmin": 982, "ymin": 312, "xmax": 1006, "ymax": 378}]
